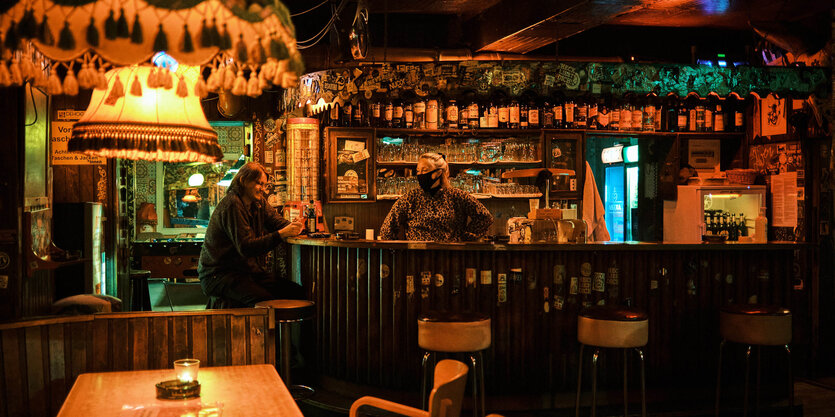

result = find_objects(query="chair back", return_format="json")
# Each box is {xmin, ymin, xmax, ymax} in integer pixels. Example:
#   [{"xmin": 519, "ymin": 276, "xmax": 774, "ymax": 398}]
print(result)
[{"xmin": 428, "ymin": 359, "xmax": 469, "ymax": 417}]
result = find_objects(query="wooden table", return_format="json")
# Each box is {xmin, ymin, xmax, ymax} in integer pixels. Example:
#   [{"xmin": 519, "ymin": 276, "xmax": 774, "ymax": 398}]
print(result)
[{"xmin": 57, "ymin": 364, "xmax": 303, "ymax": 417}]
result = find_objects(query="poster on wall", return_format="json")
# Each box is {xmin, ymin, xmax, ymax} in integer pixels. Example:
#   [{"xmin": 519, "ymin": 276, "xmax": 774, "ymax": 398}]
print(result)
[
  {"xmin": 51, "ymin": 110, "xmax": 105, "ymax": 165},
  {"xmin": 760, "ymin": 95, "xmax": 787, "ymax": 137}
]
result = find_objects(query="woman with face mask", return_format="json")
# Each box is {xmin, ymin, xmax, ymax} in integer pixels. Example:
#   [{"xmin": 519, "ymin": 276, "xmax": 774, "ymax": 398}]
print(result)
[{"xmin": 380, "ymin": 153, "xmax": 493, "ymax": 241}]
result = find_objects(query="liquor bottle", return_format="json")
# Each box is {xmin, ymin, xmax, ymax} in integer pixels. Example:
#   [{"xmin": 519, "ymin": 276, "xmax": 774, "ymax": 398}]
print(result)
[
  {"xmin": 426, "ymin": 98, "xmax": 439, "ymax": 130},
  {"xmin": 370, "ymin": 100, "xmax": 381, "ymax": 127},
  {"xmin": 686, "ymin": 93, "xmax": 699, "ymax": 132},
  {"xmin": 305, "ymin": 201, "xmax": 317, "ymax": 233},
  {"xmin": 519, "ymin": 102, "xmax": 528, "ymax": 129},
  {"xmin": 664, "ymin": 94, "xmax": 677, "ymax": 132},
  {"xmin": 498, "ymin": 98, "xmax": 509, "ymax": 129},
  {"xmin": 329, "ymin": 101, "xmax": 340, "ymax": 127},
  {"xmin": 606, "ymin": 260, "xmax": 620, "ymax": 304},
  {"xmin": 542, "ymin": 101, "xmax": 554, "ymax": 128},
  {"xmin": 727, "ymin": 93, "xmax": 745, "ymax": 132},
  {"xmin": 384, "ymin": 99, "xmax": 394, "ymax": 128},
  {"xmin": 631, "ymin": 95, "xmax": 643, "ymax": 132},
  {"xmin": 642, "ymin": 94, "xmax": 656, "ymax": 132},
  {"xmin": 677, "ymin": 98, "xmax": 688, "ymax": 132},
  {"xmin": 714, "ymin": 104, "xmax": 724, "ymax": 132},
  {"xmin": 459, "ymin": 103, "xmax": 469, "ymax": 130},
  {"xmin": 341, "ymin": 101, "xmax": 352, "ymax": 127},
  {"xmin": 733, "ymin": 96, "xmax": 745, "ymax": 132},
  {"xmin": 586, "ymin": 97, "xmax": 599, "ymax": 130},
  {"xmin": 704, "ymin": 94, "xmax": 716, "ymax": 132},
  {"xmin": 446, "ymin": 99, "xmax": 459, "ymax": 129},
  {"xmin": 413, "ymin": 99, "xmax": 426, "ymax": 129},
  {"xmin": 609, "ymin": 96, "xmax": 619, "ymax": 131},
  {"xmin": 404, "ymin": 102, "xmax": 414, "ymax": 129},
  {"xmin": 488, "ymin": 101, "xmax": 499, "ymax": 128},
  {"xmin": 479, "ymin": 103, "xmax": 489, "ymax": 129},
  {"xmin": 618, "ymin": 98, "xmax": 631, "ymax": 131},
  {"xmin": 575, "ymin": 97, "xmax": 587, "ymax": 129},
  {"xmin": 695, "ymin": 99, "xmax": 706, "ymax": 132},
  {"xmin": 553, "ymin": 99, "xmax": 564, "ymax": 129},
  {"xmin": 528, "ymin": 101, "xmax": 540, "ymax": 129},
  {"xmin": 654, "ymin": 95, "xmax": 662, "ymax": 131},
  {"xmin": 564, "ymin": 98, "xmax": 575, "ymax": 129},
  {"xmin": 509, "ymin": 99, "xmax": 520, "ymax": 129},
  {"xmin": 597, "ymin": 98, "xmax": 610, "ymax": 130},
  {"xmin": 393, "ymin": 99, "xmax": 404, "ymax": 128},
  {"xmin": 738, "ymin": 214, "xmax": 748, "ymax": 237},
  {"xmin": 352, "ymin": 99, "xmax": 365, "ymax": 127},
  {"xmin": 754, "ymin": 207, "xmax": 767, "ymax": 243},
  {"xmin": 468, "ymin": 101, "xmax": 480, "ymax": 129}
]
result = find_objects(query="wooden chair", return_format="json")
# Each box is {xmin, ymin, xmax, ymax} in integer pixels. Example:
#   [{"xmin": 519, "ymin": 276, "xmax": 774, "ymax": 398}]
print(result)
[{"xmin": 349, "ymin": 359, "xmax": 469, "ymax": 417}]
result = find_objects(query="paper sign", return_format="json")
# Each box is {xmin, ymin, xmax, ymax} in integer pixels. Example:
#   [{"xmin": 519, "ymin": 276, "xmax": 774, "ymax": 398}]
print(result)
[
  {"xmin": 761, "ymin": 95, "xmax": 787, "ymax": 137},
  {"xmin": 51, "ymin": 121, "xmax": 106, "ymax": 165},
  {"xmin": 770, "ymin": 171, "xmax": 798, "ymax": 228},
  {"xmin": 351, "ymin": 149, "xmax": 370, "ymax": 163},
  {"xmin": 344, "ymin": 140, "xmax": 366, "ymax": 152},
  {"xmin": 688, "ymin": 139, "xmax": 720, "ymax": 169}
]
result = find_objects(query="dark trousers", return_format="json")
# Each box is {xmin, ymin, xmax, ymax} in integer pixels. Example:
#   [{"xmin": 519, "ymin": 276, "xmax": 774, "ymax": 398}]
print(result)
[{"xmin": 201, "ymin": 271, "xmax": 306, "ymax": 308}]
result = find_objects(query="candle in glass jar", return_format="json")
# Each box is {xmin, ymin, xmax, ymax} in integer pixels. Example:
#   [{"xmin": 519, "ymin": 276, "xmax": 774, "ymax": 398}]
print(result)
[{"xmin": 174, "ymin": 358, "xmax": 200, "ymax": 383}]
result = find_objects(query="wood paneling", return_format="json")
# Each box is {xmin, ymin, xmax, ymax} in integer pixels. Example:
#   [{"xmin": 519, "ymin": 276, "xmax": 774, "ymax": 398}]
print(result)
[{"xmin": 0, "ymin": 309, "xmax": 271, "ymax": 417}]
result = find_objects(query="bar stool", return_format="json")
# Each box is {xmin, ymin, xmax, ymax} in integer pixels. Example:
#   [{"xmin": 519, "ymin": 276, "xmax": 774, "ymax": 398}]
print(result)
[
  {"xmin": 129, "ymin": 269, "xmax": 152, "ymax": 311},
  {"xmin": 418, "ymin": 311, "xmax": 491, "ymax": 417},
  {"xmin": 575, "ymin": 306, "xmax": 648, "ymax": 417},
  {"xmin": 715, "ymin": 304, "xmax": 793, "ymax": 417},
  {"xmin": 255, "ymin": 299, "xmax": 316, "ymax": 399}
]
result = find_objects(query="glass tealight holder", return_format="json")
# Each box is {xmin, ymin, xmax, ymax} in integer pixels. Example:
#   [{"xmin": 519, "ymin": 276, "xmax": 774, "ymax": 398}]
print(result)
[{"xmin": 174, "ymin": 358, "xmax": 200, "ymax": 383}]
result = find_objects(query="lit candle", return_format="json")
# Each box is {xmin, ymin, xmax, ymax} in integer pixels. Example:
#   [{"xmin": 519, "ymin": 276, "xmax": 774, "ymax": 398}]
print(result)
[{"xmin": 173, "ymin": 358, "xmax": 200, "ymax": 383}]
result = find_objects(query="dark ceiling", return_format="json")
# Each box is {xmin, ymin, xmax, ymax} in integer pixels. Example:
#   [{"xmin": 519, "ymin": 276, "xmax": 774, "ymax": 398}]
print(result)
[{"xmin": 286, "ymin": 0, "xmax": 831, "ymax": 68}]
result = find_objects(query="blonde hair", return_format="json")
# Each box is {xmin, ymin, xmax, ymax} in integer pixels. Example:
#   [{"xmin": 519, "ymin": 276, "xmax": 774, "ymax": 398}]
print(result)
[{"xmin": 418, "ymin": 152, "xmax": 449, "ymax": 175}]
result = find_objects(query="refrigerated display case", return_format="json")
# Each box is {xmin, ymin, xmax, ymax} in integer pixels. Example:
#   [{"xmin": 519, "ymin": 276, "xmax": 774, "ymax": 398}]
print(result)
[{"xmin": 663, "ymin": 185, "xmax": 765, "ymax": 242}]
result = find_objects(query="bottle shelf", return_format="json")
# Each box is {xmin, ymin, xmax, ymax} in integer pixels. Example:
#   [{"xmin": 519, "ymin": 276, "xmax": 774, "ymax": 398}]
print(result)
[
  {"xmin": 377, "ymin": 193, "xmax": 541, "ymax": 200},
  {"xmin": 368, "ymin": 127, "xmax": 744, "ymax": 137},
  {"xmin": 376, "ymin": 160, "xmax": 542, "ymax": 166}
]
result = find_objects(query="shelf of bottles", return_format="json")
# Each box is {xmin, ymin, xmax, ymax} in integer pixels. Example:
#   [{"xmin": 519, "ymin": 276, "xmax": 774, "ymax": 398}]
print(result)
[
  {"xmin": 325, "ymin": 91, "xmax": 747, "ymax": 134},
  {"xmin": 703, "ymin": 210, "xmax": 751, "ymax": 242}
]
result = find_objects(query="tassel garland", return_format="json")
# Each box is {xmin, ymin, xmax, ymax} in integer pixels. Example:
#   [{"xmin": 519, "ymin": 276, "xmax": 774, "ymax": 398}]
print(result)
[
  {"xmin": 153, "ymin": 24, "xmax": 168, "ymax": 52},
  {"xmin": 271, "ymin": 59, "xmax": 288, "ymax": 86},
  {"xmin": 62, "ymin": 69, "xmax": 79, "ymax": 96},
  {"xmin": 269, "ymin": 38, "xmax": 288, "ymax": 60},
  {"xmin": 199, "ymin": 19, "xmax": 211, "ymax": 47},
  {"xmin": 131, "ymin": 15, "xmax": 143, "ymax": 44},
  {"xmin": 58, "ymin": 21, "xmax": 76, "ymax": 50},
  {"xmin": 46, "ymin": 68, "xmax": 62, "ymax": 95},
  {"xmin": 105, "ymin": 10, "xmax": 117, "ymax": 40},
  {"xmin": 261, "ymin": 59, "xmax": 276, "ymax": 81},
  {"xmin": 209, "ymin": 18, "xmax": 220, "ymax": 47},
  {"xmin": 77, "ymin": 63, "xmax": 93, "ymax": 89},
  {"xmin": 246, "ymin": 71, "xmax": 260, "ymax": 97},
  {"xmin": 176, "ymin": 75, "xmax": 188, "ymax": 97},
  {"xmin": 38, "ymin": 15, "xmax": 55, "ymax": 45},
  {"xmin": 219, "ymin": 24, "xmax": 232, "ymax": 50},
  {"xmin": 20, "ymin": 9, "xmax": 37, "ymax": 39},
  {"xmin": 86, "ymin": 17, "xmax": 100, "ymax": 47},
  {"xmin": 181, "ymin": 24, "xmax": 194, "ymax": 53},
  {"xmin": 130, "ymin": 75, "xmax": 142, "ymax": 96},
  {"xmin": 223, "ymin": 65, "xmax": 236, "ymax": 91},
  {"xmin": 231, "ymin": 70, "xmax": 246, "ymax": 96},
  {"xmin": 116, "ymin": 8, "xmax": 130, "ymax": 38},
  {"xmin": 250, "ymin": 38, "xmax": 266, "ymax": 65}
]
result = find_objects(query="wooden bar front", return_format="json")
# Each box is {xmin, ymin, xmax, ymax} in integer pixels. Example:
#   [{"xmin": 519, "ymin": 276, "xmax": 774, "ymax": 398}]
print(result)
[{"xmin": 290, "ymin": 238, "xmax": 808, "ymax": 408}]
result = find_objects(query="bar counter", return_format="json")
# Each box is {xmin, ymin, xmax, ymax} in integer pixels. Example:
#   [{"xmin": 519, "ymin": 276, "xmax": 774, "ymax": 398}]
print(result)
[{"xmin": 289, "ymin": 238, "xmax": 806, "ymax": 407}]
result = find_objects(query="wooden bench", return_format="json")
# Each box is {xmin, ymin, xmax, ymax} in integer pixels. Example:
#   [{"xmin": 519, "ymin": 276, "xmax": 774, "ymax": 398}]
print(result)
[{"xmin": 0, "ymin": 308, "xmax": 273, "ymax": 417}]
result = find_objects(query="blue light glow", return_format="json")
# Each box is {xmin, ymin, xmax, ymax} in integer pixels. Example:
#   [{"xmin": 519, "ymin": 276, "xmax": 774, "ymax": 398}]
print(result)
[{"xmin": 152, "ymin": 51, "xmax": 179, "ymax": 72}]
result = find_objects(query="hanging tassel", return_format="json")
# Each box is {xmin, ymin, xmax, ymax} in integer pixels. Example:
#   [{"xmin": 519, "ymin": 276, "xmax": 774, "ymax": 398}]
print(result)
[
  {"xmin": 206, "ymin": 67, "xmax": 220, "ymax": 92},
  {"xmin": 258, "ymin": 74, "xmax": 268, "ymax": 90},
  {"xmin": 86, "ymin": 17, "xmax": 100, "ymax": 47},
  {"xmin": 246, "ymin": 71, "xmax": 260, "ymax": 97},
  {"xmin": 223, "ymin": 65, "xmax": 236, "ymax": 91},
  {"xmin": 231, "ymin": 70, "xmax": 246, "ymax": 95},
  {"xmin": 9, "ymin": 59, "xmax": 23, "ymax": 85},
  {"xmin": 20, "ymin": 58, "xmax": 35, "ymax": 81},
  {"xmin": 32, "ymin": 65, "xmax": 47, "ymax": 89},
  {"xmin": 95, "ymin": 66, "xmax": 107, "ymax": 90},
  {"xmin": 46, "ymin": 68, "xmax": 62, "ymax": 95},
  {"xmin": 153, "ymin": 24, "xmax": 168, "ymax": 52},
  {"xmin": 261, "ymin": 59, "xmax": 276, "ymax": 81},
  {"xmin": 194, "ymin": 73, "xmax": 208, "ymax": 98},
  {"xmin": 77, "ymin": 63, "xmax": 93, "ymax": 89},
  {"xmin": 209, "ymin": 18, "xmax": 221, "ymax": 47},
  {"xmin": 5, "ymin": 22, "xmax": 20, "ymax": 51},
  {"xmin": 219, "ymin": 23, "xmax": 232, "ymax": 50},
  {"xmin": 38, "ymin": 15, "xmax": 54, "ymax": 46},
  {"xmin": 181, "ymin": 24, "xmax": 194, "ymax": 53},
  {"xmin": 131, "ymin": 14, "xmax": 143, "ymax": 44},
  {"xmin": 20, "ymin": 9, "xmax": 37, "ymax": 39},
  {"xmin": 105, "ymin": 10, "xmax": 117, "ymax": 40},
  {"xmin": 130, "ymin": 75, "xmax": 142, "ymax": 96},
  {"xmin": 116, "ymin": 8, "xmax": 130, "ymax": 38},
  {"xmin": 249, "ymin": 38, "xmax": 266, "ymax": 65},
  {"xmin": 0, "ymin": 62, "xmax": 12, "ymax": 86},
  {"xmin": 271, "ymin": 59, "xmax": 288, "ymax": 86},
  {"xmin": 269, "ymin": 38, "xmax": 289, "ymax": 60},
  {"xmin": 58, "ymin": 21, "xmax": 76, "ymax": 51},
  {"xmin": 199, "ymin": 19, "xmax": 211, "ymax": 48},
  {"xmin": 104, "ymin": 75, "xmax": 124, "ymax": 105},
  {"xmin": 162, "ymin": 69, "xmax": 173, "ymax": 89},
  {"xmin": 176, "ymin": 75, "xmax": 188, "ymax": 97},
  {"xmin": 62, "ymin": 69, "xmax": 79, "ymax": 96},
  {"xmin": 235, "ymin": 34, "xmax": 247, "ymax": 62}
]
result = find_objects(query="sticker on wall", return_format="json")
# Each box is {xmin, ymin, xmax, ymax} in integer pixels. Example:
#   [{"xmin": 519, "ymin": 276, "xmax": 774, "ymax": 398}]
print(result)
[
  {"xmin": 0, "ymin": 252, "xmax": 9, "ymax": 270},
  {"xmin": 592, "ymin": 272, "xmax": 606, "ymax": 293},
  {"xmin": 480, "ymin": 270, "xmax": 492, "ymax": 285},
  {"xmin": 380, "ymin": 264, "xmax": 390, "ymax": 279},
  {"xmin": 434, "ymin": 273, "xmax": 444, "ymax": 287},
  {"xmin": 497, "ymin": 273, "xmax": 507, "ymax": 304},
  {"xmin": 466, "ymin": 268, "xmax": 477, "ymax": 287},
  {"xmin": 543, "ymin": 287, "xmax": 550, "ymax": 313},
  {"xmin": 0, "ymin": 275, "xmax": 7, "ymax": 289},
  {"xmin": 406, "ymin": 275, "xmax": 415, "ymax": 295},
  {"xmin": 553, "ymin": 265, "xmax": 565, "ymax": 285},
  {"xmin": 580, "ymin": 262, "xmax": 592, "ymax": 277},
  {"xmin": 421, "ymin": 287, "xmax": 430, "ymax": 299},
  {"xmin": 421, "ymin": 271, "xmax": 432, "ymax": 286},
  {"xmin": 569, "ymin": 277, "xmax": 579, "ymax": 295}
]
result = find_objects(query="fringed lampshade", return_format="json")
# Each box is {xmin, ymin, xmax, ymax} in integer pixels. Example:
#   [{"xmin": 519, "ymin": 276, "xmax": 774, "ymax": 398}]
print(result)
[{"xmin": 69, "ymin": 65, "xmax": 222, "ymax": 163}]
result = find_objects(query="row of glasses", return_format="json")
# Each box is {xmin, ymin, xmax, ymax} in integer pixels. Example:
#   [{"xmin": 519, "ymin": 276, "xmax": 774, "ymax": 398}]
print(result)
[
  {"xmin": 376, "ymin": 176, "xmax": 419, "ymax": 196},
  {"xmin": 483, "ymin": 183, "xmax": 539, "ymax": 195},
  {"xmin": 377, "ymin": 137, "xmax": 539, "ymax": 163}
]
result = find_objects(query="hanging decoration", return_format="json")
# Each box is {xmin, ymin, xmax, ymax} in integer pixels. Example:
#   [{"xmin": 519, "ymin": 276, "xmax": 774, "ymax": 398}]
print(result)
[{"xmin": 0, "ymin": 0, "xmax": 303, "ymax": 97}]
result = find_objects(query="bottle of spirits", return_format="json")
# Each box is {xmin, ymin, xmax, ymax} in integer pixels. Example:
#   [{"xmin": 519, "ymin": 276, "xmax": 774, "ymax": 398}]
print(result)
[
  {"xmin": 586, "ymin": 96, "xmax": 598, "ymax": 130},
  {"xmin": 329, "ymin": 101, "xmax": 340, "ymax": 127},
  {"xmin": 609, "ymin": 96, "xmax": 619, "ymax": 131},
  {"xmin": 305, "ymin": 201, "xmax": 317, "ymax": 233},
  {"xmin": 341, "ymin": 101, "xmax": 352, "ymax": 127},
  {"xmin": 509, "ymin": 100, "xmax": 520, "ymax": 129},
  {"xmin": 597, "ymin": 98, "xmax": 610, "ymax": 130},
  {"xmin": 520, "ymin": 102, "xmax": 529, "ymax": 129},
  {"xmin": 353, "ymin": 99, "xmax": 365, "ymax": 127},
  {"xmin": 413, "ymin": 99, "xmax": 426, "ymax": 129},
  {"xmin": 393, "ymin": 99, "xmax": 404, "ymax": 128},
  {"xmin": 384, "ymin": 99, "xmax": 394, "ymax": 128},
  {"xmin": 564, "ymin": 98, "xmax": 575, "ymax": 129},
  {"xmin": 488, "ymin": 101, "xmax": 499, "ymax": 128},
  {"xmin": 542, "ymin": 101, "xmax": 554, "ymax": 128},
  {"xmin": 426, "ymin": 98, "xmax": 439, "ymax": 130},
  {"xmin": 446, "ymin": 99, "xmax": 459, "ymax": 129},
  {"xmin": 370, "ymin": 100, "xmax": 381, "ymax": 127},
  {"xmin": 404, "ymin": 102, "xmax": 414, "ymax": 129},
  {"xmin": 498, "ymin": 98, "xmax": 509, "ymax": 129},
  {"xmin": 714, "ymin": 104, "xmax": 724, "ymax": 132},
  {"xmin": 575, "ymin": 97, "xmax": 587, "ymax": 129},
  {"xmin": 642, "ymin": 93, "xmax": 656, "ymax": 132},
  {"xmin": 553, "ymin": 99, "xmax": 564, "ymax": 129},
  {"xmin": 528, "ymin": 101, "xmax": 540, "ymax": 129},
  {"xmin": 468, "ymin": 101, "xmax": 480, "ymax": 129}
]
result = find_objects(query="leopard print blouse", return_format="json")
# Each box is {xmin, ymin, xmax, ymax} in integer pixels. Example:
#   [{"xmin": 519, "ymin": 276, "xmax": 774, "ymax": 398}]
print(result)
[{"xmin": 380, "ymin": 187, "xmax": 493, "ymax": 242}]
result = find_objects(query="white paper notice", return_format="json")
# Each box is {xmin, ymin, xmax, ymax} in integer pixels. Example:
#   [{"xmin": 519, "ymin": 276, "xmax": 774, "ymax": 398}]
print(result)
[
  {"xmin": 264, "ymin": 147, "xmax": 274, "ymax": 164},
  {"xmin": 770, "ymin": 172, "xmax": 798, "ymax": 228}
]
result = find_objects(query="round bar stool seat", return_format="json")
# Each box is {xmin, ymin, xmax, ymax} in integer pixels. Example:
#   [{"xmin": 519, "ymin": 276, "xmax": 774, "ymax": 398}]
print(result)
[
  {"xmin": 418, "ymin": 311, "xmax": 491, "ymax": 417},
  {"xmin": 576, "ymin": 306, "xmax": 649, "ymax": 417},
  {"xmin": 715, "ymin": 304, "xmax": 793, "ymax": 417},
  {"xmin": 255, "ymin": 300, "xmax": 315, "ymax": 400}
]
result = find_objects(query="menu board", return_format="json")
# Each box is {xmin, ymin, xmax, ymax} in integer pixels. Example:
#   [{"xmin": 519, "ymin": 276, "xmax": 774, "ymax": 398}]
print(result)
[{"xmin": 770, "ymin": 172, "xmax": 798, "ymax": 228}]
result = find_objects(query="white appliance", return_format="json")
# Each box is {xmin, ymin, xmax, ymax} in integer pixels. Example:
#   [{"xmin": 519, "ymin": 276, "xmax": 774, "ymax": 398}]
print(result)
[{"xmin": 663, "ymin": 185, "xmax": 765, "ymax": 242}]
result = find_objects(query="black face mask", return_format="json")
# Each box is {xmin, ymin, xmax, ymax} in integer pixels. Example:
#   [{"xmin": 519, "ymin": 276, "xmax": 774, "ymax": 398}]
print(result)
[{"xmin": 417, "ymin": 169, "xmax": 441, "ymax": 195}]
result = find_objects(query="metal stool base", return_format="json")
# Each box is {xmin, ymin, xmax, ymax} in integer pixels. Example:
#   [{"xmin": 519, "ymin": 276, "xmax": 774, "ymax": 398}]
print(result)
[
  {"xmin": 289, "ymin": 384, "xmax": 315, "ymax": 401},
  {"xmin": 715, "ymin": 340, "xmax": 793, "ymax": 417},
  {"xmin": 421, "ymin": 351, "xmax": 486, "ymax": 417},
  {"xmin": 575, "ymin": 344, "xmax": 647, "ymax": 417}
]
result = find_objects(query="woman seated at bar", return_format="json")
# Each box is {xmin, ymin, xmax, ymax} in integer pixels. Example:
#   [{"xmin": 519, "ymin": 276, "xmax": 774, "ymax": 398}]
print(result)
[
  {"xmin": 380, "ymin": 152, "xmax": 493, "ymax": 241},
  {"xmin": 198, "ymin": 162, "xmax": 305, "ymax": 307}
]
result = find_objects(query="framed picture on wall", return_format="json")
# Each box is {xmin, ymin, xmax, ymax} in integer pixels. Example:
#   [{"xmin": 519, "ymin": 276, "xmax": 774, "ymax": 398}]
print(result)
[{"xmin": 325, "ymin": 128, "xmax": 375, "ymax": 202}]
